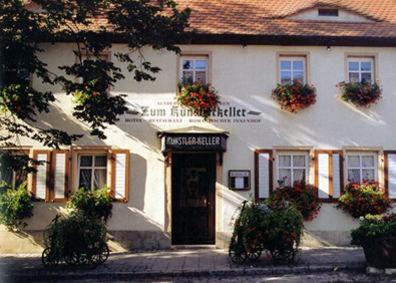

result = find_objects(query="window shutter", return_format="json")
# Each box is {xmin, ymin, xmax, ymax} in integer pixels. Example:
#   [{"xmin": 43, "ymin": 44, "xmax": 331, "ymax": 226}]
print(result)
[
  {"xmin": 51, "ymin": 150, "xmax": 69, "ymax": 201},
  {"xmin": 111, "ymin": 149, "xmax": 130, "ymax": 202},
  {"xmin": 332, "ymin": 152, "xmax": 343, "ymax": 198},
  {"xmin": 32, "ymin": 150, "xmax": 51, "ymax": 201},
  {"xmin": 314, "ymin": 150, "xmax": 343, "ymax": 200},
  {"xmin": 385, "ymin": 151, "xmax": 396, "ymax": 199},
  {"xmin": 255, "ymin": 150, "xmax": 273, "ymax": 200}
]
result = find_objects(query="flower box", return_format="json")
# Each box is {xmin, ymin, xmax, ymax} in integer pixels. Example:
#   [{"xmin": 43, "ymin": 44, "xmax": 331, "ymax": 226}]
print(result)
[
  {"xmin": 338, "ymin": 81, "xmax": 381, "ymax": 108},
  {"xmin": 272, "ymin": 80, "xmax": 316, "ymax": 113},
  {"xmin": 177, "ymin": 82, "xmax": 219, "ymax": 119}
]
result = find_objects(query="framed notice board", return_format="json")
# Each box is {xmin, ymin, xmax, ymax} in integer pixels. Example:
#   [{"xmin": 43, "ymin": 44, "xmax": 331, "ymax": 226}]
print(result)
[{"xmin": 228, "ymin": 170, "xmax": 251, "ymax": 190}]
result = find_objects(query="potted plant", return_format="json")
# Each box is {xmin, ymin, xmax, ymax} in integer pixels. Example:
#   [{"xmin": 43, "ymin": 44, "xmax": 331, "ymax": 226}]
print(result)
[
  {"xmin": 337, "ymin": 182, "xmax": 390, "ymax": 219},
  {"xmin": 338, "ymin": 81, "xmax": 381, "ymax": 108},
  {"xmin": 272, "ymin": 80, "xmax": 316, "ymax": 113},
  {"xmin": 351, "ymin": 214, "xmax": 396, "ymax": 268},
  {"xmin": 177, "ymin": 82, "xmax": 219, "ymax": 119}
]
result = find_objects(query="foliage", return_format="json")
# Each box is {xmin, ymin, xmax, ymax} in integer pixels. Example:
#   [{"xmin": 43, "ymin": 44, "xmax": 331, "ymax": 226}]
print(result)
[
  {"xmin": 0, "ymin": 0, "xmax": 190, "ymax": 168},
  {"xmin": 66, "ymin": 187, "xmax": 112, "ymax": 222},
  {"xmin": 177, "ymin": 82, "xmax": 219, "ymax": 119},
  {"xmin": 229, "ymin": 200, "xmax": 303, "ymax": 263},
  {"xmin": 337, "ymin": 182, "xmax": 390, "ymax": 218},
  {"xmin": 338, "ymin": 81, "xmax": 381, "ymax": 107},
  {"xmin": 0, "ymin": 183, "xmax": 33, "ymax": 231},
  {"xmin": 268, "ymin": 180, "xmax": 321, "ymax": 221},
  {"xmin": 272, "ymin": 80, "xmax": 316, "ymax": 113},
  {"xmin": 42, "ymin": 212, "xmax": 109, "ymax": 267},
  {"xmin": 351, "ymin": 214, "xmax": 396, "ymax": 247},
  {"xmin": 351, "ymin": 214, "xmax": 396, "ymax": 268}
]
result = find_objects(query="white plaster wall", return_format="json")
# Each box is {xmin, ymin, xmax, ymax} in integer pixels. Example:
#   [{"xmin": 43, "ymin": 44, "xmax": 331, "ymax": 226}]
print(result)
[{"xmin": 11, "ymin": 43, "xmax": 396, "ymax": 244}]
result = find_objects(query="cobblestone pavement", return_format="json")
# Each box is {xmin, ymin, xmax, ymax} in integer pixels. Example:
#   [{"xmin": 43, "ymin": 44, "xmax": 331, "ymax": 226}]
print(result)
[
  {"xmin": 63, "ymin": 272, "xmax": 396, "ymax": 283},
  {"xmin": 0, "ymin": 247, "xmax": 370, "ymax": 282}
]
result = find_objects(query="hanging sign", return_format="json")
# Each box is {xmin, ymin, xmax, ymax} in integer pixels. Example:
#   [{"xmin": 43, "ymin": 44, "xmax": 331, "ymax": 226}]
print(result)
[{"xmin": 160, "ymin": 134, "xmax": 227, "ymax": 152}]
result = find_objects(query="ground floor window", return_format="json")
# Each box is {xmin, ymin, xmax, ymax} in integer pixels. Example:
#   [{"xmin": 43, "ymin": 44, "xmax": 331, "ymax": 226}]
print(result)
[
  {"xmin": 276, "ymin": 152, "xmax": 309, "ymax": 186},
  {"xmin": 78, "ymin": 154, "xmax": 107, "ymax": 190},
  {"xmin": 0, "ymin": 153, "xmax": 28, "ymax": 189},
  {"xmin": 346, "ymin": 152, "xmax": 377, "ymax": 183}
]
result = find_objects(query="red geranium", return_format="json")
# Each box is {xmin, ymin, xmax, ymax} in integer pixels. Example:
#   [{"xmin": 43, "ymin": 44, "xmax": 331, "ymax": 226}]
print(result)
[
  {"xmin": 272, "ymin": 80, "xmax": 317, "ymax": 113},
  {"xmin": 338, "ymin": 81, "xmax": 381, "ymax": 108},
  {"xmin": 337, "ymin": 181, "xmax": 390, "ymax": 218},
  {"xmin": 268, "ymin": 179, "xmax": 321, "ymax": 221},
  {"xmin": 177, "ymin": 82, "xmax": 219, "ymax": 119}
]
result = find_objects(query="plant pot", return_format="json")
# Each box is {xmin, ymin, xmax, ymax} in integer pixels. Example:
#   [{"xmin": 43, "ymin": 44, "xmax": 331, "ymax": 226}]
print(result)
[{"xmin": 362, "ymin": 236, "xmax": 396, "ymax": 268}]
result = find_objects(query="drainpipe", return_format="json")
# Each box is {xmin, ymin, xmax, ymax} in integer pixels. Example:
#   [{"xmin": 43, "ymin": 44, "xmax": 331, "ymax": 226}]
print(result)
[{"xmin": 0, "ymin": 41, "xmax": 4, "ymax": 89}]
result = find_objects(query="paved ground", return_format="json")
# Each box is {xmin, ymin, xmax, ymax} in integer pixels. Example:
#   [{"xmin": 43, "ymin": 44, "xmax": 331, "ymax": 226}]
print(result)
[
  {"xmin": 67, "ymin": 272, "xmax": 396, "ymax": 283},
  {"xmin": 0, "ymin": 247, "xmax": 387, "ymax": 282}
]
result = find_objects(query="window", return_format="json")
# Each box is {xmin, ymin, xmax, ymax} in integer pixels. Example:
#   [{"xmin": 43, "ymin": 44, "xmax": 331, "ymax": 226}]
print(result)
[
  {"xmin": 279, "ymin": 57, "xmax": 306, "ymax": 84},
  {"xmin": 78, "ymin": 154, "xmax": 107, "ymax": 190},
  {"xmin": 347, "ymin": 57, "xmax": 374, "ymax": 84},
  {"xmin": 318, "ymin": 8, "xmax": 339, "ymax": 17},
  {"xmin": 0, "ymin": 153, "xmax": 28, "ymax": 189},
  {"xmin": 346, "ymin": 153, "xmax": 377, "ymax": 183},
  {"xmin": 277, "ymin": 153, "xmax": 309, "ymax": 186},
  {"xmin": 180, "ymin": 57, "xmax": 208, "ymax": 84}
]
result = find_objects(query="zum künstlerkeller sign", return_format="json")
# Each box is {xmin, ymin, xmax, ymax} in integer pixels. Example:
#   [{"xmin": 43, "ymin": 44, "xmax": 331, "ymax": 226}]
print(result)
[{"xmin": 160, "ymin": 134, "xmax": 228, "ymax": 152}]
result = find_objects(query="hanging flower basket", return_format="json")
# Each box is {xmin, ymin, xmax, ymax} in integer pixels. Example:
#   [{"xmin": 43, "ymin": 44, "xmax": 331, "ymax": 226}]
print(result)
[
  {"xmin": 337, "ymin": 181, "xmax": 390, "ymax": 219},
  {"xmin": 177, "ymin": 82, "xmax": 219, "ymax": 119},
  {"xmin": 271, "ymin": 80, "xmax": 316, "ymax": 113},
  {"xmin": 338, "ymin": 81, "xmax": 381, "ymax": 108}
]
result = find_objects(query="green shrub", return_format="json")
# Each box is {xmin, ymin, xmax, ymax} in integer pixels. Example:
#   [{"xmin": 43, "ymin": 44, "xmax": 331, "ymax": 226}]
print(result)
[
  {"xmin": 0, "ymin": 183, "xmax": 33, "ymax": 231},
  {"xmin": 265, "ymin": 201, "xmax": 304, "ymax": 262},
  {"xmin": 351, "ymin": 214, "xmax": 396, "ymax": 247},
  {"xmin": 337, "ymin": 182, "xmax": 390, "ymax": 218},
  {"xmin": 42, "ymin": 212, "xmax": 109, "ymax": 266},
  {"xmin": 230, "ymin": 200, "xmax": 303, "ymax": 263},
  {"xmin": 67, "ymin": 187, "xmax": 112, "ymax": 222}
]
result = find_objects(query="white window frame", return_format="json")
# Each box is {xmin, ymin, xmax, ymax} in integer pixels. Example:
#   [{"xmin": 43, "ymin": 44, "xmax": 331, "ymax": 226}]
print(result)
[
  {"xmin": 279, "ymin": 56, "xmax": 306, "ymax": 84},
  {"xmin": 346, "ymin": 152, "xmax": 378, "ymax": 183},
  {"xmin": 276, "ymin": 152, "xmax": 309, "ymax": 186},
  {"xmin": 77, "ymin": 153, "xmax": 108, "ymax": 190},
  {"xmin": 179, "ymin": 56, "xmax": 209, "ymax": 84},
  {"xmin": 347, "ymin": 57, "xmax": 374, "ymax": 84}
]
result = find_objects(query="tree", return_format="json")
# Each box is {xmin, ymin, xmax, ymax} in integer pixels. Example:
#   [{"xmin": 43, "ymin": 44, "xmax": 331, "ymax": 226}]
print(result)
[{"xmin": 0, "ymin": 0, "xmax": 190, "ymax": 171}]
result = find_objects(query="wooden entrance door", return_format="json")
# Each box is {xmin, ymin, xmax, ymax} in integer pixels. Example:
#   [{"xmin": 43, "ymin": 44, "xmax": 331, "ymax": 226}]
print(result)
[{"xmin": 172, "ymin": 153, "xmax": 216, "ymax": 245}]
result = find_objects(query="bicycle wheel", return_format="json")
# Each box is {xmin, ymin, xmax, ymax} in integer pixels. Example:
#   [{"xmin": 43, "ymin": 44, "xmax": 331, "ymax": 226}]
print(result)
[
  {"xmin": 247, "ymin": 248, "xmax": 262, "ymax": 262},
  {"xmin": 89, "ymin": 243, "xmax": 110, "ymax": 266},
  {"xmin": 42, "ymin": 247, "xmax": 59, "ymax": 267},
  {"xmin": 229, "ymin": 241, "xmax": 247, "ymax": 264}
]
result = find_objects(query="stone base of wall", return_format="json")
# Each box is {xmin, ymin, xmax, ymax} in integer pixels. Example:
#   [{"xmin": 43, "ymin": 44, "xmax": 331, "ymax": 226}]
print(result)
[
  {"xmin": 108, "ymin": 231, "xmax": 171, "ymax": 251},
  {"xmin": 0, "ymin": 230, "xmax": 44, "ymax": 253},
  {"xmin": 0, "ymin": 229, "xmax": 352, "ymax": 253},
  {"xmin": 302, "ymin": 230, "xmax": 352, "ymax": 247},
  {"xmin": 0, "ymin": 230, "xmax": 172, "ymax": 253}
]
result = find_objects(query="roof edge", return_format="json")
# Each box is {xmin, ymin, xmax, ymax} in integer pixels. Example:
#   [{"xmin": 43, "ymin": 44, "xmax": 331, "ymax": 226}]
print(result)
[{"xmin": 39, "ymin": 32, "xmax": 396, "ymax": 47}]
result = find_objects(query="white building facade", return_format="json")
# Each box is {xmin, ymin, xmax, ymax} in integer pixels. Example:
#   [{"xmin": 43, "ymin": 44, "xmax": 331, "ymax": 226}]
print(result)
[{"xmin": 1, "ymin": 1, "xmax": 396, "ymax": 252}]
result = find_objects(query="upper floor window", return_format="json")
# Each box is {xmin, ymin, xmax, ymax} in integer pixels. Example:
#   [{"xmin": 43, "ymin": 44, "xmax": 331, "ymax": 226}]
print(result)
[
  {"xmin": 180, "ymin": 57, "xmax": 208, "ymax": 84},
  {"xmin": 318, "ymin": 8, "xmax": 339, "ymax": 17},
  {"xmin": 276, "ymin": 152, "xmax": 309, "ymax": 186},
  {"xmin": 78, "ymin": 154, "xmax": 107, "ymax": 190},
  {"xmin": 346, "ymin": 153, "xmax": 377, "ymax": 183},
  {"xmin": 279, "ymin": 57, "xmax": 306, "ymax": 84},
  {"xmin": 347, "ymin": 57, "xmax": 374, "ymax": 84}
]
